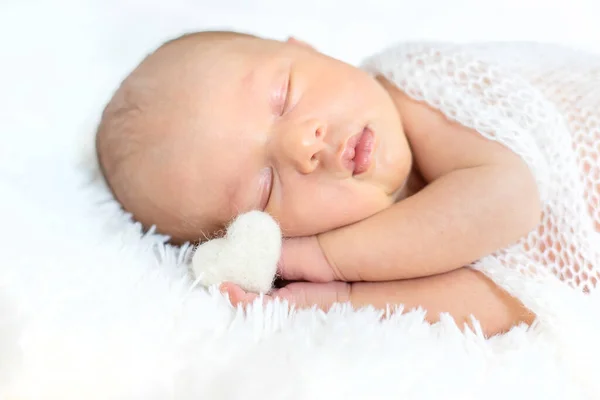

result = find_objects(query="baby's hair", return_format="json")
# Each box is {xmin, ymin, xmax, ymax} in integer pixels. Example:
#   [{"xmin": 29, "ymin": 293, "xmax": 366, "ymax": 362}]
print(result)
[
  {"xmin": 96, "ymin": 30, "xmax": 254, "ymax": 200},
  {"xmin": 97, "ymin": 33, "xmax": 188, "ymax": 199},
  {"xmin": 96, "ymin": 77, "xmax": 146, "ymax": 200},
  {"xmin": 95, "ymin": 30, "xmax": 253, "ymax": 241}
]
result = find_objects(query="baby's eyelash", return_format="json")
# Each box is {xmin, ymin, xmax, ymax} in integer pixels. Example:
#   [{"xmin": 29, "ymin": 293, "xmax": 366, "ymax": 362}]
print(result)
[
  {"xmin": 279, "ymin": 74, "xmax": 291, "ymax": 116},
  {"xmin": 258, "ymin": 167, "xmax": 274, "ymax": 211},
  {"xmin": 260, "ymin": 167, "xmax": 275, "ymax": 211},
  {"xmin": 265, "ymin": 167, "xmax": 274, "ymax": 210}
]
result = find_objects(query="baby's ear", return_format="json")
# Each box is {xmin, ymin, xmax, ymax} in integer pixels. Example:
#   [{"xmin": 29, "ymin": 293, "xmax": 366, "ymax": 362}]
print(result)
[{"xmin": 286, "ymin": 37, "xmax": 315, "ymax": 50}]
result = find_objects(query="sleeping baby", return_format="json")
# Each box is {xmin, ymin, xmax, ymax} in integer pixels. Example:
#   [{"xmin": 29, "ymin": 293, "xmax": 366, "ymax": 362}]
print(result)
[{"xmin": 95, "ymin": 31, "xmax": 600, "ymax": 336}]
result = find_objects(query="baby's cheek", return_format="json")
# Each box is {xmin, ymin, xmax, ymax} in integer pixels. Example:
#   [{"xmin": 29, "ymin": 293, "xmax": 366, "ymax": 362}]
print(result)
[{"xmin": 275, "ymin": 176, "xmax": 392, "ymax": 236}]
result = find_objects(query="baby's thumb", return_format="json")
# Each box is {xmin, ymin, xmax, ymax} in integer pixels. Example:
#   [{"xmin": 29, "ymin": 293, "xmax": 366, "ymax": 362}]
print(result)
[{"xmin": 277, "ymin": 237, "xmax": 335, "ymax": 282}]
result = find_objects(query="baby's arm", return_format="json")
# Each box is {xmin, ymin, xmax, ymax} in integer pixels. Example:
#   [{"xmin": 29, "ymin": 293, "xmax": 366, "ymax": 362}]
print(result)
[
  {"xmin": 312, "ymin": 80, "xmax": 541, "ymax": 282},
  {"xmin": 222, "ymin": 267, "xmax": 535, "ymax": 337}
]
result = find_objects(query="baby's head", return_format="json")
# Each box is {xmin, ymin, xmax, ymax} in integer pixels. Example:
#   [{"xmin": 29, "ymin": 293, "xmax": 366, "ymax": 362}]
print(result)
[{"xmin": 96, "ymin": 31, "xmax": 412, "ymax": 243}]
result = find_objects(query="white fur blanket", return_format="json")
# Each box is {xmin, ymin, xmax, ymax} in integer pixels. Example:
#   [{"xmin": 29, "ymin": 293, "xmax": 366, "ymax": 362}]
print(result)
[{"xmin": 3, "ymin": 1, "xmax": 600, "ymax": 399}]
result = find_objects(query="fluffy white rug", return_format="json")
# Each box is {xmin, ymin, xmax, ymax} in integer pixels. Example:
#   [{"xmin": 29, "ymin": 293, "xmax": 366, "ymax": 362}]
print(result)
[{"xmin": 3, "ymin": 1, "xmax": 600, "ymax": 399}]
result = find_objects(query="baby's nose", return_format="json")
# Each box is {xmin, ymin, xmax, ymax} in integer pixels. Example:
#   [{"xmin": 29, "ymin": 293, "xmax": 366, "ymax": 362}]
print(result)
[{"xmin": 282, "ymin": 119, "xmax": 327, "ymax": 174}]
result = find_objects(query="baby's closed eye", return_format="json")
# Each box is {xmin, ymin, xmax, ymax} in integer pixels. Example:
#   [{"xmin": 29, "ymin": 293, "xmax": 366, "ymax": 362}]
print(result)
[{"xmin": 257, "ymin": 167, "xmax": 274, "ymax": 211}]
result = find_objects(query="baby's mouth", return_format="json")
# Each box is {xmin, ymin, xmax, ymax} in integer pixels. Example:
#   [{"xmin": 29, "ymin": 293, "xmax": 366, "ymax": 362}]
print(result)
[{"xmin": 343, "ymin": 127, "xmax": 375, "ymax": 176}]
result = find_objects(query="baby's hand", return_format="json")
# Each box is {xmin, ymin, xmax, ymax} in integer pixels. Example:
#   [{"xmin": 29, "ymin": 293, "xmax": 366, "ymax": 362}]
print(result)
[
  {"xmin": 220, "ymin": 281, "xmax": 351, "ymax": 312},
  {"xmin": 221, "ymin": 269, "xmax": 536, "ymax": 337},
  {"xmin": 277, "ymin": 236, "xmax": 339, "ymax": 282}
]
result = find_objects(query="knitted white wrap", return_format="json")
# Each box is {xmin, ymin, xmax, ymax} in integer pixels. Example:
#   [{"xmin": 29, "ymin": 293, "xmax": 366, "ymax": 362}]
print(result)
[{"xmin": 362, "ymin": 42, "xmax": 600, "ymax": 319}]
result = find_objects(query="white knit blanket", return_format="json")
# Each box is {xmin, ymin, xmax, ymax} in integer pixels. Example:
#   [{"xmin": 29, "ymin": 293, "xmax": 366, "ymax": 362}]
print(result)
[{"xmin": 3, "ymin": 2, "xmax": 600, "ymax": 399}]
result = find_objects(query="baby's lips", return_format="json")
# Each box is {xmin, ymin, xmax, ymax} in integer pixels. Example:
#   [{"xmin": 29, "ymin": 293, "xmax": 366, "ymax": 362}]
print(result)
[
  {"xmin": 352, "ymin": 127, "xmax": 375, "ymax": 176},
  {"xmin": 341, "ymin": 131, "xmax": 362, "ymax": 172}
]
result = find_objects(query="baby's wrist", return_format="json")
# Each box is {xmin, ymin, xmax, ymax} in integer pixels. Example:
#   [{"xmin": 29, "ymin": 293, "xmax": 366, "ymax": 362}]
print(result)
[
  {"xmin": 315, "ymin": 233, "xmax": 344, "ymax": 281},
  {"xmin": 278, "ymin": 235, "xmax": 336, "ymax": 282}
]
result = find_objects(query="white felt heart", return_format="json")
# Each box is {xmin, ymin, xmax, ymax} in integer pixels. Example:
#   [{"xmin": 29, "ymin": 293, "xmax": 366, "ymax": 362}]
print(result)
[{"xmin": 191, "ymin": 211, "xmax": 282, "ymax": 293}]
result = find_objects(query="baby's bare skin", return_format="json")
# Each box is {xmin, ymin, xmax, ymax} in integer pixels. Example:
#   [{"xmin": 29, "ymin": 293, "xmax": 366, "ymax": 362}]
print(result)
[{"xmin": 96, "ymin": 32, "xmax": 539, "ymax": 336}]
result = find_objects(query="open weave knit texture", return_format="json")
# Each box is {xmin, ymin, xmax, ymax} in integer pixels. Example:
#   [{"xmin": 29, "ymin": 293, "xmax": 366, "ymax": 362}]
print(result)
[{"xmin": 363, "ymin": 42, "xmax": 600, "ymax": 315}]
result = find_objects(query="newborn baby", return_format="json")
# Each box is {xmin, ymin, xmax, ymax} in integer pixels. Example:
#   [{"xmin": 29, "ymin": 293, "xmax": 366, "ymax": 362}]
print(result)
[{"xmin": 96, "ymin": 31, "xmax": 600, "ymax": 336}]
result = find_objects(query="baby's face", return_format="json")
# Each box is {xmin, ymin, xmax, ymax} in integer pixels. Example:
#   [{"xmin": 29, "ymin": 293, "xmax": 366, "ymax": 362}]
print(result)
[{"xmin": 121, "ymin": 34, "xmax": 411, "ymax": 241}]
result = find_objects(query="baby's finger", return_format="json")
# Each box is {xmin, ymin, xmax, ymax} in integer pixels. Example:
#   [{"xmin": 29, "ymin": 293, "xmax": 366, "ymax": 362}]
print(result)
[
  {"xmin": 219, "ymin": 282, "xmax": 262, "ymax": 306},
  {"xmin": 269, "ymin": 281, "xmax": 352, "ymax": 312},
  {"xmin": 220, "ymin": 281, "xmax": 352, "ymax": 313}
]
